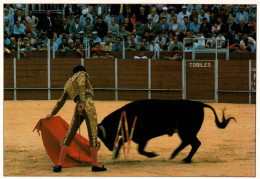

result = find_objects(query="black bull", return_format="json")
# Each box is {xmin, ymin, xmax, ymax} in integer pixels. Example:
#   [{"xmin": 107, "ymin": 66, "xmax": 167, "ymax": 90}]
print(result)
[{"xmin": 98, "ymin": 99, "xmax": 235, "ymax": 162}]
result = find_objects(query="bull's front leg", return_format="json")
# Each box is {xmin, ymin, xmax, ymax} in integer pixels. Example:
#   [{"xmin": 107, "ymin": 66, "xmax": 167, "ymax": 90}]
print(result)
[
  {"xmin": 138, "ymin": 141, "xmax": 159, "ymax": 158},
  {"xmin": 114, "ymin": 138, "xmax": 123, "ymax": 159}
]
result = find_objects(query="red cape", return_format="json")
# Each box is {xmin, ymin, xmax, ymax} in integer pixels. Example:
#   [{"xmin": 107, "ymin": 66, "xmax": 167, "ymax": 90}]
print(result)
[{"xmin": 33, "ymin": 116, "xmax": 92, "ymax": 167}]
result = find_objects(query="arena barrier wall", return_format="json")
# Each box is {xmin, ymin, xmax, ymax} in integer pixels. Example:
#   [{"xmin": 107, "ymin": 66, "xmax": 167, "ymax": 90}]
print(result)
[{"xmin": 4, "ymin": 51, "xmax": 256, "ymax": 104}]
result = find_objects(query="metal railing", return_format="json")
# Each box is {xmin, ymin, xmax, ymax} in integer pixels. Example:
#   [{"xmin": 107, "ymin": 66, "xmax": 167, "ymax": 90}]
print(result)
[{"xmin": 183, "ymin": 38, "xmax": 230, "ymax": 60}]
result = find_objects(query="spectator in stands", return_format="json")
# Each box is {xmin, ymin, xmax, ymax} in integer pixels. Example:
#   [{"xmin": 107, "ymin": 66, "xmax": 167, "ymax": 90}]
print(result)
[
  {"xmin": 69, "ymin": 16, "xmax": 84, "ymax": 37},
  {"xmin": 68, "ymin": 42, "xmax": 76, "ymax": 51},
  {"xmin": 65, "ymin": 4, "xmax": 81, "ymax": 17},
  {"xmin": 229, "ymin": 39, "xmax": 244, "ymax": 52},
  {"xmin": 233, "ymin": 44, "xmax": 243, "ymax": 52},
  {"xmin": 108, "ymin": 19, "xmax": 119, "ymax": 37},
  {"xmin": 154, "ymin": 32, "xmax": 166, "ymax": 50},
  {"xmin": 169, "ymin": 16, "xmax": 182, "ymax": 37},
  {"xmin": 67, "ymin": 11, "xmax": 75, "ymax": 26},
  {"xmin": 178, "ymin": 5, "xmax": 191, "ymax": 25},
  {"xmin": 52, "ymin": 32, "xmax": 61, "ymax": 51},
  {"xmin": 244, "ymin": 41, "xmax": 255, "ymax": 52},
  {"xmin": 143, "ymin": 16, "xmax": 158, "ymax": 38},
  {"xmin": 130, "ymin": 13, "xmax": 137, "ymax": 25},
  {"xmin": 4, "ymin": 8, "xmax": 14, "ymax": 25},
  {"xmin": 111, "ymin": 4, "xmax": 127, "ymax": 25},
  {"xmin": 91, "ymin": 31, "xmax": 102, "ymax": 44},
  {"xmin": 216, "ymin": 17, "xmax": 227, "ymax": 37},
  {"xmin": 205, "ymin": 33, "xmax": 216, "ymax": 48},
  {"xmin": 187, "ymin": 4, "xmax": 202, "ymax": 14},
  {"xmin": 226, "ymin": 15, "xmax": 238, "ymax": 44},
  {"xmin": 148, "ymin": 7, "xmax": 159, "ymax": 23},
  {"xmin": 37, "ymin": 10, "xmax": 55, "ymax": 39},
  {"xmin": 167, "ymin": 9, "xmax": 176, "ymax": 23},
  {"xmin": 8, "ymin": 37, "xmax": 18, "ymax": 52},
  {"xmin": 94, "ymin": 16, "xmax": 108, "ymax": 39},
  {"xmin": 118, "ymin": 25, "xmax": 129, "ymax": 40},
  {"xmin": 94, "ymin": 5, "xmax": 108, "ymax": 20},
  {"xmin": 90, "ymin": 50, "xmax": 99, "ymax": 59},
  {"xmin": 4, "ymin": 39, "xmax": 11, "ymax": 54},
  {"xmin": 198, "ymin": 8, "xmax": 210, "ymax": 24},
  {"xmin": 131, "ymin": 29, "xmax": 142, "ymax": 43},
  {"xmin": 179, "ymin": 16, "xmax": 191, "ymax": 41},
  {"xmin": 58, "ymin": 38, "xmax": 69, "ymax": 53},
  {"xmin": 103, "ymin": 30, "xmax": 116, "ymax": 44},
  {"xmin": 216, "ymin": 9, "xmax": 228, "ymax": 25},
  {"xmin": 235, "ymin": 5, "xmax": 249, "ymax": 24},
  {"xmin": 4, "ymin": 19, "xmax": 13, "ymax": 37},
  {"xmin": 56, "ymin": 17, "xmax": 69, "ymax": 36},
  {"xmin": 168, "ymin": 36, "xmax": 183, "ymax": 51},
  {"xmin": 189, "ymin": 9, "xmax": 198, "ymax": 23},
  {"xmin": 149, "ymin": 40, "xmax": 156, "ymax": 51},
  {"xmin": 5, "ymin": 4, "xmax": 14, "ymax": 16},
  {"xmin": 22, "ymin": 19, "xmax": 32, "ymax": 35},
  {"xmin": 194, "ymin": 32, "xmax": 206, "ymax": 49},
  {"xmin": 236, "ymin": 18, "xmax": 250, "ymax": 40},
  {"xmin": 41, "ymin": 31, "xmax": 49, "ymax": 44},
  {"xmin": 81, "ymin": 4, "xmax": 94, "ymax": 16},
  {"xmin": 39, "ymin": 42, "xmax": 48, "ymax": 51},
  {"xmin": 19, "ymin": 42, "xmax": 37, "ymax": 57},
  {"xmin": 25, "ymin": 10, "xmax": 39, "ymax": 38},
  {"xmin": 137, "ymin": 6, "xmax": 148, "ymax": 24},
  {"xmin": 34, "ymin": 37, "xmax": 43, "ymax": 50},
  {"xmin": 199, "ymin": 17, "xmax": 211, "ymax": 37},
  {"xmin": 124, "ymin": 17, "xmax": 133, "ymax": 32},
  {"xmin": 212, "ymin": 22, "xmax": 221, "ymax": 37},
  {"xmin": 104, "ymin": 11, "xmax": 115, "ymax": 25},
  {"xmin": 76, "ymin": 43, "xmax": 85, "ymax": 57},
  {"xmin": 240, "ymin": 33, "xmax": 256, "ymax": 49},
  {"xmin": 13, "ymin": 20, "xmax": 25, "ymax": 40},
  {"xmin": 80, "ymin": 9, "xmax": 93, "ymax": 25},
  {"xmin": 133, "ymin": 19, "xmax": 144, "ymax": 36},
  {"xmin": 25, "ymin": 32, "xmax": 36, "ymax": 46},
  {"xmin": 125, "ymin": 34, "xmax": 137, "ymax": 51},
  {"xmin": 14, "ymin": 8, "xmax": 25, "ymax": 23},
  {"xmin": 83, "ymin": 17, "xmax": 94, "ymax": 37},
  {"xmin": 159, "ymin": 7, "xmax": 170, "ymax": 20},
  {"xmin": 216, "ymin": 32, "xmax": 226, "ymax": 48},
  {"xmin": 112, "ymin": 37, "xmax": 123, "ymax": 51},
  {"xmin": 248, "ymin": 6, "xmax": 256, "ymax": 25},
  {"xmin": 157, "ymin": 17, "xmax": 169, "ymax": 38},
  {"xmin": 4, "ymin": 32, "xmax": 10, "ymax": 46},
  {"xmin": 137, "ymin": 38, "xmax": 149, "ymax": 51},
  {"xmin": 100, "ymin": 38, "xmax": 113, "ymax": 51},
  {"xmin": 53, "ymin": 12, "xmax": 63, "ymax": 32},
  {"xmin": 100, "ymin": 51, "xmax": 114, "ymax": 60},
  {"xmin": 229, "ymin": 5, "xmax": 240, "ymax": 17},
  {"xmin": 143, "ymin": 30, "xmax": 154, "ymax": 43},
  {"xmin": 74, "ymin": 38, "xmax": 82, "ymax": 49}
]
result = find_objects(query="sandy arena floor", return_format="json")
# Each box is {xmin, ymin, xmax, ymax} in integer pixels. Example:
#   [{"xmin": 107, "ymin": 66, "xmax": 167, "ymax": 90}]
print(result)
[{"xmin": 3, "ymin": 100, "xmax": 256, "ymax": 177}]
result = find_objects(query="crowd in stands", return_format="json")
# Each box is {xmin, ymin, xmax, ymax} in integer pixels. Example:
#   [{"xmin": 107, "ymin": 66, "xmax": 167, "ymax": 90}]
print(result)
[{"xmin": 4, "ymin": 4, "xmax": 257, "ymax": 58}]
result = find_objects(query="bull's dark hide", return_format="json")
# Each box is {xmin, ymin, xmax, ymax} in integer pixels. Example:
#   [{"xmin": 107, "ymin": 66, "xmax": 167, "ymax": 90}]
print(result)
[{"xmin": 98, "ymin": 99, "xmax": 235, "ymax": 162}]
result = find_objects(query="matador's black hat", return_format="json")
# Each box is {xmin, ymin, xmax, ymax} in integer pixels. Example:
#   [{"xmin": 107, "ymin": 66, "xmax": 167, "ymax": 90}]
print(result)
[{"xmin": 73, "ymin": 65, "xmax": 86, "ymax": 74}]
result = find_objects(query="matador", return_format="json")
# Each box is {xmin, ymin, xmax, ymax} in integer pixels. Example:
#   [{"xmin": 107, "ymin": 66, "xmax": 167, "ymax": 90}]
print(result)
[{"xmin": 45, "ymin": 65, "xmax": 107, "ymax": 172}]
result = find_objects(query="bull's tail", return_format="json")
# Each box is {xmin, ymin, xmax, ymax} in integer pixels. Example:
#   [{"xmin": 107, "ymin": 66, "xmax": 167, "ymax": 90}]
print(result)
[{"xmin": 203, "ymin": 104, "xmax": 236, "ymax": 129}]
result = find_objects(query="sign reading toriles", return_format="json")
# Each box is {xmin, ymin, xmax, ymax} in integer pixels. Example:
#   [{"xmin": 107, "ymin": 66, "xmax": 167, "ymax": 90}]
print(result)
[{"xmin": 189, "ymin": 62, "xmax": 211, "ymax": 68}]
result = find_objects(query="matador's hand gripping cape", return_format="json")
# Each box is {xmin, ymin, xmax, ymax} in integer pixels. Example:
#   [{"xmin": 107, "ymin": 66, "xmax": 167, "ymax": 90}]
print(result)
[{"xmin": 33, "ymin": 116, "xmax": 92, "ymax": 167}]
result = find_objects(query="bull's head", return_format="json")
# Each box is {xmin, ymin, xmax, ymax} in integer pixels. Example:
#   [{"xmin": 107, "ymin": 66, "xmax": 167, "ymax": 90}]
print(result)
[{"xmin": 98, "ymin": 124, "xmax": 115, "ymax": 151}]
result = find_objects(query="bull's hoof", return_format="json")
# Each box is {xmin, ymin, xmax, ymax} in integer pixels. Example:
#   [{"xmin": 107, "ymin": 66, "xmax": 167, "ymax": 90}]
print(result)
[
  {"xmin": 146, "ymin": 152, "xmax": 159, "ymax": 158},
  {"xmin": 182, "ymin": 158, "xmax": 192, "ymax": 163}
]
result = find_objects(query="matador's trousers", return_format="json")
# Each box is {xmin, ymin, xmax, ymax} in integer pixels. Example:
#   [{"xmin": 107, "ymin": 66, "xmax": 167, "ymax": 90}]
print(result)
[{"xmin": 61, "ymin": 97, "xmax": 98, "ymax": 148}]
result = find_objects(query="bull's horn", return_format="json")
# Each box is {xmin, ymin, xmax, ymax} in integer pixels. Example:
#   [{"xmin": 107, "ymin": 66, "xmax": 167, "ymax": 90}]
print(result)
[{"xmin": 99, "ymin": 125, "xmax": 106, "ymax": 139}]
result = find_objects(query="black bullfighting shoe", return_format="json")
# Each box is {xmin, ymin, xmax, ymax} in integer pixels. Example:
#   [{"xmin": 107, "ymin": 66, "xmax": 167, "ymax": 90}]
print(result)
[
  {"xmin": 53, "ymin": 165, "xmax": 62, "ymax": 172},
  {"xmin": 92, "ymin": 165, "xmax": 107, "ymax": 172}
]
